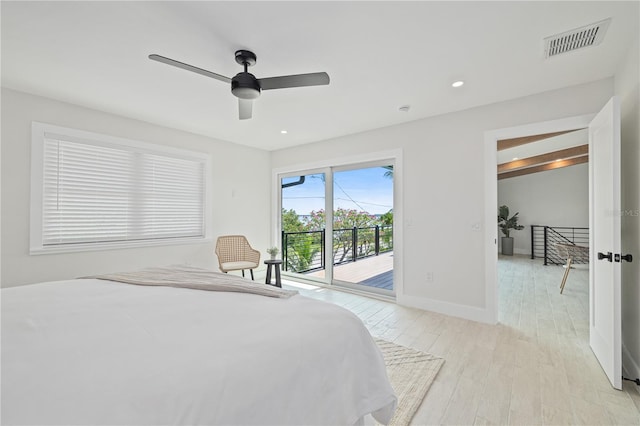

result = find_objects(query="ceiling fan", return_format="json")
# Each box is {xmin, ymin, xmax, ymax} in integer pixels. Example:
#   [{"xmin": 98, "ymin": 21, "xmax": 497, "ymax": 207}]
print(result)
[{"xmin": 149, "ymin": 50, "xmax": 330, "ymax": 120}]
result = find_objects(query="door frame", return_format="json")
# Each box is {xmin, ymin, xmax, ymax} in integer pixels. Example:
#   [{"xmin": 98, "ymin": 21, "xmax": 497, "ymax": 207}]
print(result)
[
  {"xmin": 483, "ymin": 114, "xmax": 595, "ymax": 323},
  {"xmin": 272, "ymin": 149, "xmax": 403, "ymax": 298}
]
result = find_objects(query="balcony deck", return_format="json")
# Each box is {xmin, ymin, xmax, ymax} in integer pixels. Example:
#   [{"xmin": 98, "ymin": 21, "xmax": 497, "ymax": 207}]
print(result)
[{"xmin": 305, "ymin": 251, "xmax": 394, "ymax": 291}]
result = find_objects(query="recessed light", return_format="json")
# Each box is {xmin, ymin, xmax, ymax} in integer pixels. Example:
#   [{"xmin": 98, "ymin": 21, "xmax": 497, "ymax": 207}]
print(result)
[
  {"xmin": 398, "ymin": 105, "xmax": 410, "ymax": 112},
  {"xmin": 452, "ymin": 80, "xmax": 464, "ymax": 88},
  {"xmin": 512, "ymin": 157, "xmax": 519, "ymax": 161},
  {"xmin": 280, "ymin": 130, "xmax": 288, "ymax": 134},
  {"xmin": 556, "ymin": 159, "xmax": 563, "ymax": 162}
]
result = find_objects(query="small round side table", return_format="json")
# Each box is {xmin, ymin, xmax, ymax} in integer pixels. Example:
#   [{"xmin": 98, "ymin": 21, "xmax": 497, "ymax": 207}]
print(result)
[{"xmin": 264, "ymin": 259, "xmax": 283, "ymax": 288}]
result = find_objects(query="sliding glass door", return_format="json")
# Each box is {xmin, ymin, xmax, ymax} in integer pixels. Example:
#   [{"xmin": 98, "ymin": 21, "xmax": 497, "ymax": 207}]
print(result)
[{"xmin": 279, "ymin": 161, "xmax": 394, "ymax": 296}]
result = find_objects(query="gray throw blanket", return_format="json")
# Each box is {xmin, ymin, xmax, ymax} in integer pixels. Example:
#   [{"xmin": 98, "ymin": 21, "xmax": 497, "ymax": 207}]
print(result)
[{"xmin": 81, "ymin": 265, "xmax": 298, "ymax": 299}]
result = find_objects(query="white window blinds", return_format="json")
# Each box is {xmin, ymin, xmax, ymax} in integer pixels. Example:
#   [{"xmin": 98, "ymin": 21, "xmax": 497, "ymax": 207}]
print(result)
[{"xmin": 34, "ymin": 127, "xmax": 208, "ymax": 251}]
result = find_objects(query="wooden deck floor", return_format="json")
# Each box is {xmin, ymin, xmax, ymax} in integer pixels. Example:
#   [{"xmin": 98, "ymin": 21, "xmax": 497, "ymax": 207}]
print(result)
[{"xmin": 305, "ymin": 251, "xmax": 394, "ymax": 290}]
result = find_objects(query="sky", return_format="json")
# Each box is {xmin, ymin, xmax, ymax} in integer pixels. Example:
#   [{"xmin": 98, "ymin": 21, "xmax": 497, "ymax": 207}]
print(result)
[{"xmin": 281, "ymin": 166, "xmax": 393, "ymax": 216}]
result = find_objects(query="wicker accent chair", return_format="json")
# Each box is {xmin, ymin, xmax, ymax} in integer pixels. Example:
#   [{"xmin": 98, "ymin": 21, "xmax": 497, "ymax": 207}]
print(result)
[
  {"xmin": 215, "ymin": 235, "xmax": 260, "ymax": 280},
  {"xmin": 555, "ymin": 243, "xmax": 589, "ymax": 294}
]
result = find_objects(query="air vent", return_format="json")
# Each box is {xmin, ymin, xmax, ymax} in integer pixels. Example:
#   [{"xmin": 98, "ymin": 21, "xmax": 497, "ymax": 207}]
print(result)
[{"xmin": 544, "ymin": 18, "xmax": 611, "ymax": 58}]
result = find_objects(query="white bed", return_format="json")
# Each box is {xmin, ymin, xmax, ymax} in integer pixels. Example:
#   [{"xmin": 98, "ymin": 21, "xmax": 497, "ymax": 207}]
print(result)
[{"xmin": 1, "ymin": 270, "xmax": 396, "ymax": 425}]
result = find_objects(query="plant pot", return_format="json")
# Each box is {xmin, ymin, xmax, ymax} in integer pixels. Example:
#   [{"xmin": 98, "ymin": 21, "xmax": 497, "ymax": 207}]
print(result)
[{"xmin": 501, "ymin": 237, "xmax": 514, "ymax": 256}]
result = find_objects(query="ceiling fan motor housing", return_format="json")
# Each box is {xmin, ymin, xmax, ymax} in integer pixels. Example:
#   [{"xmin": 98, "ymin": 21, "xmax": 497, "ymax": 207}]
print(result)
[{"xmin": 231, "ymin": 72, "xmax": 261, "ymax": 99}]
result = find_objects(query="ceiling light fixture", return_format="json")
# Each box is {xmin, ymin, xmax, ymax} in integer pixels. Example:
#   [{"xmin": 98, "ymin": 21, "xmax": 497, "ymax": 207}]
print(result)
[
  {"xmin": 280, "ymin": 130, "xmax": 288, "ymax": 134},
  {"xmin": 452, "ymin": 81, "xmax": 464, "ymax": 88},
  {"xmin": 512, "ymin": 157, "xmax": 519, "ymax": 161},
  {"xmin": 398, "ymin": 105, "xmax": 410, "ymax": 112}
]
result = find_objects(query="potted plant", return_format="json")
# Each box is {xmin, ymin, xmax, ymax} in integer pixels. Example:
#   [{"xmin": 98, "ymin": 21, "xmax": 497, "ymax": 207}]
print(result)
[
  {"xmin": 266, "ymin": 246, "xmax": 279, "ymax": 260},
  {"xmin": 498, "ymin": 205, "xmax": 524, "ymax": 256}
]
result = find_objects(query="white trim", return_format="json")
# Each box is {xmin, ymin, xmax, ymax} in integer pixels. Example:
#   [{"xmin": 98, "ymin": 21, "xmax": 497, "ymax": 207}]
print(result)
[
  {"xmin": 30, "ymin": 122, "xmax": 213, "ymax": 254},
  {"xmin": 272, "ymin": 149, "xmax": 403, "ymax": 300},
  {"xmin": 397, "ymin": 294, "xmax": 494, "ymax": 324},
  {"xmin": 484, "ymin": 129, "xmax": 499, "ymax": 324},
  {"xmin": 484, "ymin": 114, "xmax": 595, "ymax": 323},
  {"xmin": 393, "ymin": 151, "xmax": 403, "ymax": 300},
  {"xmin": 30, "ymin": 124, "xmax": 46, "ymax": 254},
  {"xmin": 325, "ymin": 168, "xmax": 334, "ymax": 285},
  {"xmin": 33, "ymin": 122, "xmax": 212, "ymax": 160}
]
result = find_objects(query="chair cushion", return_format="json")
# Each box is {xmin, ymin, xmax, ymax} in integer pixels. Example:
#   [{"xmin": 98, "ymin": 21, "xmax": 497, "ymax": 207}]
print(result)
[{"xmin": 221, "ymin": 261, "xmax": 258, "ymax": 271}]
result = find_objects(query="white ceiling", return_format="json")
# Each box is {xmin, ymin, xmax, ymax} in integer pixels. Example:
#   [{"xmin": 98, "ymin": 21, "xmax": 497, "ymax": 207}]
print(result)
[{"xmin": 2, "ymin": 1, "xmax": 637, "ymax": 151}]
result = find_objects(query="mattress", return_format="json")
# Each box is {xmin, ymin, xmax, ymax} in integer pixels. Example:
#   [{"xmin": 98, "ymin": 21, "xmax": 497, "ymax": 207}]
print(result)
[{"xmin": 1, "ymin": 275, "xmax": 396, "ymax": 425}]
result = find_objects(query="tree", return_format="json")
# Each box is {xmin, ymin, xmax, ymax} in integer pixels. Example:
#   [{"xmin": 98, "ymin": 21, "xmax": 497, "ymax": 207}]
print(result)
[
  {"xmin": 285, "ymin": 233, "xmax": 321, "ymax": 272},
  {"xmin": 281, "ymin": 208, "xmax": 305, "ymax": 233},
  {"xmin": 304, "ymin": 208, "xmax": 377, "ymax": 230},
  {"xmin": 379, "ymin": 209, "xmax": 393, "ymax": 225},
  {"xmin": 281, "ymin": 207, "xmax": 394, "ymax": 272},
  {"xmin": 305, "ymin": 208, "xmax": 378, "ymax": 263},
  {"xmin": 281, "ymin": 208, "xmax": 321, "ymax": 272}
]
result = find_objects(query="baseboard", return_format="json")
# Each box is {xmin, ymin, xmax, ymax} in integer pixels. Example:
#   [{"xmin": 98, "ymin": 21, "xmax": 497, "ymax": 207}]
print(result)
[
  {"xmin": 397, "ymin": 294, "xmax": 493, "ymax": 324},
  {"xmin": 622, "ymin": 342, "xmax": 640, "ymax": 395}
]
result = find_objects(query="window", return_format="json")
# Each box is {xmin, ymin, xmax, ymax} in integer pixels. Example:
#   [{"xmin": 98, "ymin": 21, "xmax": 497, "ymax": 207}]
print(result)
[{"xmin": 30, "ymin": 122, "xmax": 211, "ymax": 254}]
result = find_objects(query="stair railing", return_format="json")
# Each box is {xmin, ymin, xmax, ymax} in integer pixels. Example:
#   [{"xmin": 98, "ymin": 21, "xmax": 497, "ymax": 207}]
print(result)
[{"xmin": 530, "ymin": 225, "xmax": 589, "ymax": 265}]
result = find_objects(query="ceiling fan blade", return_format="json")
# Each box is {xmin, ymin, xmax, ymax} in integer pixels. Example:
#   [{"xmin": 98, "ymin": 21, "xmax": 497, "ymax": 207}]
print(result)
[
  {"xmin": 239, "ymin": 99, "xmax": 253, "ymax": 120},
  {"xmin": 149, "ymin": 54, "xmax": 231, "ymax": 84},
  {"xmin": 258, "ymin": 72, "xmax": 330, "ymax": 90}
]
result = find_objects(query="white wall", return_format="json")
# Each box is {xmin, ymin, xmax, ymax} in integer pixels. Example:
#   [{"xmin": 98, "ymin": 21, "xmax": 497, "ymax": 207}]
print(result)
[
  {"xmin": 616, "ymin": 34, "xmax": 640, "ymax": 384},
  {"xmin": 271, "ymin": 78, "xmax": 613, "ymax": 322},
  {"xmin": 1, "ymin": 88, "xmax": 271, "ymax": 287},
  {"xmin": 498, "ymin": 163, "xmax": 589, "ymax": 255}
]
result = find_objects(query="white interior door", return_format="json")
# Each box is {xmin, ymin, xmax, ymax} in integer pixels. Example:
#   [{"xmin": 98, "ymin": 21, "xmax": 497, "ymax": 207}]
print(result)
[{"xmin": 589, "ymin": 96, "xmax": 623, "ymax": 390}]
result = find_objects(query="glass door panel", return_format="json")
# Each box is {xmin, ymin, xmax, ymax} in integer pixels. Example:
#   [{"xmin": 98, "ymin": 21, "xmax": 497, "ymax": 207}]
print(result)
[
  {"xmin": 280, "ymin": 173, "xmax": 326, "ymax": 280},
  {"xmin": 332, "ymin": 165, "xmax": 394, "ymax": 294}
]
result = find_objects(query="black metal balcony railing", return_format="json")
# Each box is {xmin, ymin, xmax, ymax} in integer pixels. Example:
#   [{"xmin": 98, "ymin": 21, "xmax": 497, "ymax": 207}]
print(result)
[
  {"xmin": 282, "ymin": 225, "xmax": 393, "ymax": 273},
  {"xmin": 530, "ymin": 225, "xmax": 589, "ymax": 265}
]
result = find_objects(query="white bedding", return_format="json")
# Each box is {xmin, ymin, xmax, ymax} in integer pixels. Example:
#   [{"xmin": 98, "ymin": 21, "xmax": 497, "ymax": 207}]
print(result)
[{"xmin": 1, "ymin": 278, "xmax": 396, "ymax": 425}]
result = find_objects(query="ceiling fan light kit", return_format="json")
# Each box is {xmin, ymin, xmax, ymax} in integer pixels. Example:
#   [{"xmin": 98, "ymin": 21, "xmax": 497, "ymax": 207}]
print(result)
[
  {"xmin": 231, "ymin": 73, "xmax": 261, "ymax": 99},
  {"xmin": 149, "ymin": 49, "xmax": 330, "ymax": 120}
]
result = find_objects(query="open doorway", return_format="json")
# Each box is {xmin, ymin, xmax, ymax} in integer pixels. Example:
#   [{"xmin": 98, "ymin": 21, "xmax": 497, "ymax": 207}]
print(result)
[
  {"xmin": 483, "ymin": 114, "xmax": 594, "ymax": 322},
  {"xmin": 494, "ymin": 128, "xmax": 590, "ymax": 335}
]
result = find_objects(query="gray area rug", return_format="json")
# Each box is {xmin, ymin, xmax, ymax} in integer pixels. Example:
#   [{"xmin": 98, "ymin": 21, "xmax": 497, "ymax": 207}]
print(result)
[{"xmin": 376, "ymin": 339, "xmax": 445, "ymax": 426}]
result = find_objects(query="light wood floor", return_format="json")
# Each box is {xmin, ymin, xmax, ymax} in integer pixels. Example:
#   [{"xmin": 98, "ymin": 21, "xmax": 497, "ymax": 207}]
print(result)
[{"xmin": 285, "ymin": 255, "xmax": 640, "ymax": 425}]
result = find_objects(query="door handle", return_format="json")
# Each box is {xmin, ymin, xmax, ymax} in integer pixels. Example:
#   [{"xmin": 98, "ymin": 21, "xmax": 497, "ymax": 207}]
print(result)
[
  {"xmin": 614, "ymin": 253, "xmax": 633, "ymax": 263},
  {"xmin": 597, "ymin": 252, "xmax": 613, "ymax": 262}
]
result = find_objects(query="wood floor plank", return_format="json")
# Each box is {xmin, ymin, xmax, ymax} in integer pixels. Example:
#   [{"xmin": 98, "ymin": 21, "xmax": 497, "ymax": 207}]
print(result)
[
  {"xmin": 509, "ymin": 365, "xmax": 543, "ymax": 425},
  {"xmin": 476, "ymin": 361, "xmax": 514, "ymax": 425}
]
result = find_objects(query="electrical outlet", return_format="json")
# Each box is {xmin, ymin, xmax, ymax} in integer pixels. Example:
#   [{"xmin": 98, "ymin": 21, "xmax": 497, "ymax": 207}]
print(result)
[{"xmin": 426, "ymin": 272, "xmax": 434, "ymax": 283}]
